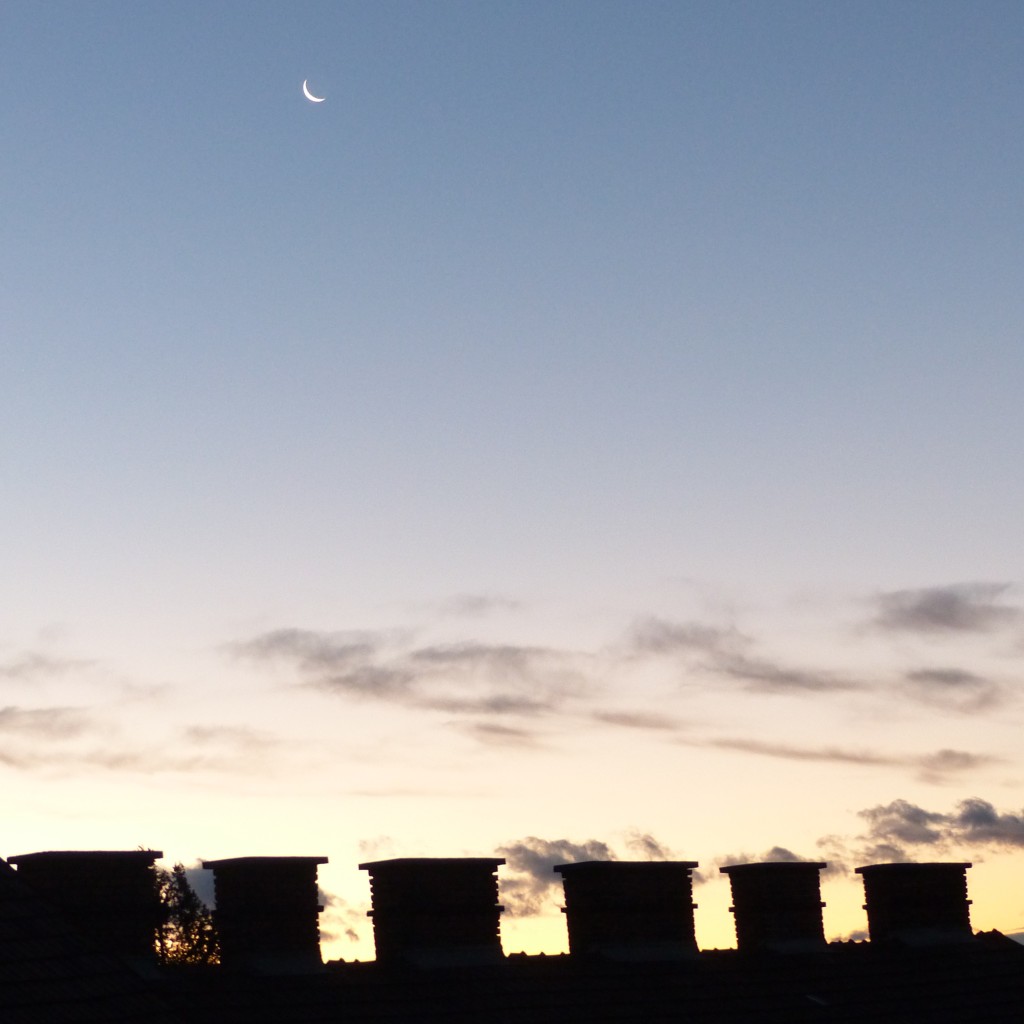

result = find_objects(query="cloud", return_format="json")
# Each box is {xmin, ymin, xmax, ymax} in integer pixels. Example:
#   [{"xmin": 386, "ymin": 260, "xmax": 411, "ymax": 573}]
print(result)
[
  {"xmin": 182, "ymin": 725, "xmax": 280, "ymax": 754},
  {"xmin": 0, "ymin": 705, "xmax": 94, "ymax": 738},
  {"xmin": 315, "ymin": 890, "xmax": 366, "ymax": 950},
  {"xmin": 716, "ymin": 846, "xmax": 806, "ymax": 869},
  {"xmin": 403, "ymin": 643, "xmax": 583, "ymax": 712},
  {"xmin": 915, "ymin": 749, "xmax": 995, "ymax": 782},
  {"xmin": 626, "ymin": 617, "xmax": 858, "ymax": 696},
  {"xmin": 700, "ymin": 737, "xmax": 895, "ymax": 766},
  {"xmin": 0, "ymin": 720, "xmax": 287, "ymax": 777},
  {"xmin": 0, "ymin": 748, "xmax": 39, "ymax": 770},
  {"xmin": 871, "ymin": 583, "xmax": 1019, "ymax": 634},
  {"xmin": 819, "ymin": 797, "xmax": 1024, "ymax": 869},
  {"xmin": 591, "ymin": 710, "xmax": 684, "ymax": 731},
  {"xmin": 907, "ymin": 668, "xmax": 987, "ymax": 687},
  {"xmin": 902, "ymin": 667, "xmax": 1002, "ymax": 714},
  {"xmin": 408, "ymin": 642, "xmax": 573, "ymax": 681},
  {"xmin": 495, "ymin": 832, "xmax": 683, "ymax": 914},
  {"xmin": 231, "ymin": 628, "xmax": 388, "ymax": 675},
  {"xmin": 435, "ymin": 594, "xmax": 524, "ymax": 617},
  {"xmin": 627, "ymin": 617, "xmax": 743, "ymax": 657},
  {"xmin": 713, "ymin": 654, "xmax": 860, "ymax": 694},
  {"xmin": 623, "ymin": 831, "xmax": 675, "ymax": 860},
  {"xmin": 952, "ymin": 797, "xmax": 1024, "ymax": 846},
  {"xmin": 317, "ymin": 665, "xmax": 416, "ymax": 700},
  {"xmin": 496, "ymin": 837, "xmax": 616, "ymax": 916},
  {"xmin": 232, "ymin": 629, "xmax": 587, "ymax": 729},
  {"xmin": 693, "ymin": 736, "xmax": 994, "ymax": 782},
  {"xmin": 620, "ymin": 831, "xmax": 707, "ymax": 882},
  {"xmin": 0, "ymin": 653, "xmax": 95, "ymax": 683},
  {"xmin": 452, "ymin": 722, "xmax": 538, "ymax": 747},
  {"xmin": 425, "ymin": 693, "xmax": 554, "ymax": 715},
  {"xmin": 858, "ymin": 799, "xmax": 949, "ymax": 846},
  {"xmin": 358, "ymin": 836, "xmax": 397, "ymax": 861},
  {"xmin": 0, "ymin": 745, "xmax": 187, "ymax": 775}
]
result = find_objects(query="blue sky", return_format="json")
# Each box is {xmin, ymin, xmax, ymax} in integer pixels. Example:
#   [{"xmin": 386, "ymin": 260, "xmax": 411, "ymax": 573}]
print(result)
[{"xmin": 3, "ymin": 1, "xmax": 1024, "ymax": 956}]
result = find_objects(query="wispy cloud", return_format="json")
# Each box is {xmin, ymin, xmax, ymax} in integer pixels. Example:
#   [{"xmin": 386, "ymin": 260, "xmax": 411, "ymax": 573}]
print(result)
[
  {"xmin": 713, "ymin": 655, "xmax": 860, "ymax": 694},
  {"xmin": 591, "ymin": 709, "xmax": 684, "ymax": 731},
  {"xmin": 702, "ymin": 737, "xmax": 896, "ymax": 766},
  {"xmin": 870, "ymin": 583, "xmax": 1020, "ymax": 634},
  {"xmin": 626, "ymin": 616, "xmax": 859, "ymax": 696},
  {"xmin": 0, "ymin": 746, "xmax": 188, "ymax": 775},
  {"xmin": 691, "ymin": 736, "xmax": 995, "ymax": 783},
  {"xmin": 915, "ymin": 749, "xmax": 994, "ymax": 782},
  {"xmin": 452, "ymin": 722, "xmax": 539, "ymax": 747},
  {"xmin": 232, "ymin": 629, "xmax": 588, "ymax": 727},
  {"xmin": 902, "ymin": 667, "xmax": 1002, "ymax": 714},
  {"xmin": 0, "ymin": 718, "xmax": 288, "ymax": 778},
  {"xmin": 435, "ymin": 594, "xmax": 524, "ymax": 617},
  {"xmin": 232, "ymin": 628, "xmax": 388, "ymax": 675},
  {"xmin": 0, "ymin": 653, "xmax": 95, "ymax": 683},
  {"xmin": 626, "ymin": 617, "xmax": 744, "ymax": 657},
  {"xmin": 0, "ymin": 705, "xmax": 94, "ymax": 738},
  {"xmin": 182, "ymin": 725, "xmax": 280, "ymax": 754}
]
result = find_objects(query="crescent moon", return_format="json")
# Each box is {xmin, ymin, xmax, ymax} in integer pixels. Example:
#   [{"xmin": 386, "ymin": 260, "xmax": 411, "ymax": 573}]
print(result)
[{"xmin": 302, "ymin": 79, "xmax": 326, "ymax": 103}]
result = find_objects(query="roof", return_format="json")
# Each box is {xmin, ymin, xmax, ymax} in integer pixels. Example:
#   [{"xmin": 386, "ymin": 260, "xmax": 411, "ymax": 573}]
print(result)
[
  {"xmin": 155, "ymin": 940, "xmax": 1024, "ymax": 1024},
  {"xmin": 0, "ymin": 856, "xmax": 184, "ymax": 1023}
]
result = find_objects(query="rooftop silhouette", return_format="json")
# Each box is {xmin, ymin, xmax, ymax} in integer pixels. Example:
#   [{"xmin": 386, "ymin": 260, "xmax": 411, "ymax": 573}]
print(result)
[{"xmin": 2, "ymin": 847, "xmax": 1022, "ymax": 1022}]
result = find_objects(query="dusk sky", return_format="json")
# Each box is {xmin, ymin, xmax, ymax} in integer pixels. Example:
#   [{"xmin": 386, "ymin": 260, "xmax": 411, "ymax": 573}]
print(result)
[{"xmin": 3, "ymin": 1, "xmax": 1024, "ymax": 957}]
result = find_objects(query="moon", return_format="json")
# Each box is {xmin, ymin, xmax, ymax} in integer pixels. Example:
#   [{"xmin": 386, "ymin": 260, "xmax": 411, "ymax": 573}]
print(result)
[{"xmin": 302, "ymin": 80, "xmax": 325, "ymax": 103}]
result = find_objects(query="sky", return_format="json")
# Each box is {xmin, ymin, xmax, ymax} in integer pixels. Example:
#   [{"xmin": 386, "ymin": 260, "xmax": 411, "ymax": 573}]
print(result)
[{"xmin": 2, "ymin": 0, "xmax": 1023, "ymax": 958}]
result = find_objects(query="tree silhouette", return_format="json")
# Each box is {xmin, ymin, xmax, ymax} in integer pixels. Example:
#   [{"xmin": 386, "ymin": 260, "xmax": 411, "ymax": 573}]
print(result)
[{"xmin": 155, "ymin": 863, "xmax": 219, "ymax": 965}]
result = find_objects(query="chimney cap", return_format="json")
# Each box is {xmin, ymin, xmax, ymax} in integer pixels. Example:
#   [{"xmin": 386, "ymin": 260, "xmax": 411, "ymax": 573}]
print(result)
[
  {"xmin": 359, "ymin": 857, "xmax": 504, "ymax": 871},
  {"xmin": 554, "ymin": 860, "xmax": 699, "ymax": 873},
  {"xmin": 855, "ymin": 861, "xmax": 972, "ymax": 874},
  {"xmin": 9, "ymin": 849, "xmax": 164, "ymax": 864},
  {"xmin": 202, "ymin": 855, "xmax": 327, "ymax": 869},
  {"xmin": 720, "ymin": 861, "xmax": 826, "ymax": 874}
]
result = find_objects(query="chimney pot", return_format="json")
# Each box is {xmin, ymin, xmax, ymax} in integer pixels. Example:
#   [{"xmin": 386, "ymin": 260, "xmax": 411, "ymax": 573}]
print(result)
[
  {"xmin": 855, "ymin": 862, "xmax": 973, "ymax": 945},
  {"xmin": 8, "ymin": 850, "xmax": 163, "ymax": 963},
  {"xmin": 201, "ymin": 856, "xmax": 328, "ymax": 972},
  {"xmin": 554, "ymin": 861, "xmax": 700, "ymax": 960},
  {"xmin": 359, "ymin": 857, "xmax": 505, "ymax": 966},
  {"xmin": 721, "ymin": 862, "xmax": 827, "ymax": 953}
]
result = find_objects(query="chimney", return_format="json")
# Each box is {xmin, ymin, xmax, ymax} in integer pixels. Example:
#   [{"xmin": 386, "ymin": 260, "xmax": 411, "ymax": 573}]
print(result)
[
  {"xmin": 721, "ymin": 862, "xmax": 828, "ymax": 953},
  {"xmin": 855, "ymin": 862, "xmax": 973, "ymax": 945},
  {"xmin": 554, "ymin": 861, "xmax": 700, "ymax": 960},
  {"xmin": 359, "ymin": 857, "xmax": 505, "ymax": 966},
  {"xmin": 201, "ymin": 856, "xmax": 328, "ymax": 972},
  {"xmin": 9, "ymin": 850, "xmax": 163, "ymax": 963}
]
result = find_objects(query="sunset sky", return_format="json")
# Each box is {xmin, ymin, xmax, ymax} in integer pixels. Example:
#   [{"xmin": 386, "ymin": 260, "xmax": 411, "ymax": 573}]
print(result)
[{"xmin": 3, "ymin": 1, "xmax": 1023, "ymax": 958}]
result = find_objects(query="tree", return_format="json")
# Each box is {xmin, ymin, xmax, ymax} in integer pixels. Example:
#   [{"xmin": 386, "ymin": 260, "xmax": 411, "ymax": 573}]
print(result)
[{"xmin": 155, "ymin": 863, "xmax": 219, "ymax": 965}]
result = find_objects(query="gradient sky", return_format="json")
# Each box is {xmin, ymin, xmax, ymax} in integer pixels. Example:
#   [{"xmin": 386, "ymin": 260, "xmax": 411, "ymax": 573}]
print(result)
[{"xmin": 3, "ymin": 1, "xmax": 1024, "ymax": 957}]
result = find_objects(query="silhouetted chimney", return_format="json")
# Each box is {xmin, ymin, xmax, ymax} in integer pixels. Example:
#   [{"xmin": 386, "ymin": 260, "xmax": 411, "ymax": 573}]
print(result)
[
  {"xmin": 359, "ymin": 857, "xmax": 505, "ymax": 966},
  {"xmin": 855, "ymin": 862, "xmax": 973, "ymax": 945},
  {"xmin": 554, "ymin": 861, "xmax": 700, "ymax": 960},
  {"xmin": 201, "ymin": 856, "xmax": 328, "ymax": 972},
  {"xmin": 721, "ymin": 862, "xmax": 827, "ymax": 952},
  {"xmin": 9, "ymin": 850, "xmax": 163, "ymax": 962}
]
